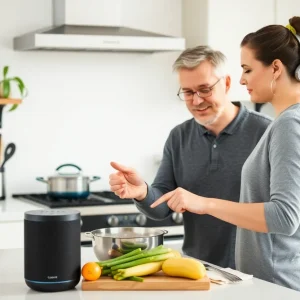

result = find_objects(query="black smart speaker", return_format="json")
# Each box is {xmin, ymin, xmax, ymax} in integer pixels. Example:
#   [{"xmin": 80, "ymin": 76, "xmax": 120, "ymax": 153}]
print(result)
[{"xmin": 24, "ymin": 210, "xmax": 81, "ymax": 292}]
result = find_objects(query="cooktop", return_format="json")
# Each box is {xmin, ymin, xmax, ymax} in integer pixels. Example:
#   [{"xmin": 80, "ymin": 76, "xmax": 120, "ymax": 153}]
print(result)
[{"xmin": 12, "ymin": 191, "xmax": 134, "ymax": 208}]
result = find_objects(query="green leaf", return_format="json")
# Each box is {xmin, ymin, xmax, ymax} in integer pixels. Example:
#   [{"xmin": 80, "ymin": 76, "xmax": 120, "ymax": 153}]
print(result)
[
  {"xmin": 23, "ymin": 87, "xmax": 28, "ymax": 98},
  {"xmin": 13, "ymin": 77, "xmax": 25, "ymax": 92},
  {"xmin": 2, "ymin": 80, "xmax": 10, "ymax": 98},
  {"xmin": 3, "ymin": 66, "xmax": 9, "ymax": 79},
  {"xmin": 13, "ymin": 77, "xmax": 28, "ymax": 98},
  {"xmin": 8, "ymin": 104, "xmax": 18, "ymax": 112},
  {"xmin": 20, "ymin": 86, "xmax": 29, "ymax": 98}
]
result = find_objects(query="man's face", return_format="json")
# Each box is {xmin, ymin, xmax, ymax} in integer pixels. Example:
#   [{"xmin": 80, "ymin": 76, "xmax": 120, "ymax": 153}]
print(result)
[{"xmin": 178, "ymin": 61, "xmax": 228, "ymax": 126}]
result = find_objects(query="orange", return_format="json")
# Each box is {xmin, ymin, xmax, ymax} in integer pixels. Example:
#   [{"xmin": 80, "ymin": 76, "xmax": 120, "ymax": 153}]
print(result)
[{"xmin": 81, "ymin": 262, "xmax": 102, "ymax": 281}]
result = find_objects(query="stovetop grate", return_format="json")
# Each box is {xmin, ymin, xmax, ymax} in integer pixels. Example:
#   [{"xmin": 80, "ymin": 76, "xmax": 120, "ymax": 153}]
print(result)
[{"xmin": 12, "ymin": 191, "xmax": 134, "ymax": 208}]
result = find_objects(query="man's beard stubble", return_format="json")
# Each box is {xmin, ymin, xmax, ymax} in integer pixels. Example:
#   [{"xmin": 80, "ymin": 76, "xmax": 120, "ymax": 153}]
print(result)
[{"xmin": 194, "ymin": 107, "xmax": 225, "ymax": 126}]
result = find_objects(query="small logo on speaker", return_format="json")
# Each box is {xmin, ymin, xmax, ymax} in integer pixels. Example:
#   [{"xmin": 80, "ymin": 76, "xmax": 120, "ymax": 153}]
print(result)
[{"xmin": 47, "ymin": 276, "xmax": 58, "ymax": 280}]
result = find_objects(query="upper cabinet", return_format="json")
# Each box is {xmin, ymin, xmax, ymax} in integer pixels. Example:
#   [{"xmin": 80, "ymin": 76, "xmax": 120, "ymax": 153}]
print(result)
[
  {"xmin": 182, "ymin": 0, "xmax": 275, "ymax": 101},
  {"xmin": 275, "ymin": 0, "xmax": 300, "ymax": 25}
]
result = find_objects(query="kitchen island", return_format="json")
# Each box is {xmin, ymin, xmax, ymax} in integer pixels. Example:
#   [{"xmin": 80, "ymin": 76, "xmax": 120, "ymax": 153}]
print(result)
[{"xmin": 0, "ymin": 247, "xmax": 299, "ymax": 300}]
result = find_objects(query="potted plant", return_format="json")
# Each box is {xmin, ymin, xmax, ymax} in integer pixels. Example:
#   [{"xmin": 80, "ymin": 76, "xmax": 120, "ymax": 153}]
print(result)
[{"xmin": 0, "ymin": 65, "xmax": 27, "ymax": 111}]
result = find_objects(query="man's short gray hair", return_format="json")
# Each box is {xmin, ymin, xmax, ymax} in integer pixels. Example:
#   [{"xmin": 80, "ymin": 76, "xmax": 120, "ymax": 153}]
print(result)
[{"xmin": 173, "ymin": 45, "xmax": 228, "ymax": 77}]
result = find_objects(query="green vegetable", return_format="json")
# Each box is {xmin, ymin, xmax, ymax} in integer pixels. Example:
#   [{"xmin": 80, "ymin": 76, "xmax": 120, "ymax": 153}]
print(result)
[
  {"xmin": 101, "ymin": 269, "xmax": 112, "ymax": 276},
  {"xmin": 126, "ymin": 276, "xmax": 144, "ymax": 282},
  {"xmin": 105, "ymin": 247, "xmax": 171, "ymax": 268},
  {"xmin": 111, "ymin": 252, "xmax": 175, "ymax": 271},
  {"xmin": 121, "ymin": 241, "xmax": 148, "ymax": 250},
  {"xmin": 97, "ymin": 248, "xmax": 142, "ymax": 266},
  {"xmin": 119, "ymin": 248, "xmax": 137, "ymax": 254}
]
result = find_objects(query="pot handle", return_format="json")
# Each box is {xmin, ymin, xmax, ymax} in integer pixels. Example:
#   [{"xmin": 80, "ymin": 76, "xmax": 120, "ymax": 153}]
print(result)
[
  {"xmin": 36, "ymin": 177, "xmax": 48, "ymax": 184},
  {"xmin": 56, "ymin": 164, "xmax": 82, "ymax": 175},
  {"xmin": 90, "ymin": 176, "xmax": 101, "ymax": 182},
  {"xmin": 85, "ymin": 232, "xmax": 94, "ymax": 240}
]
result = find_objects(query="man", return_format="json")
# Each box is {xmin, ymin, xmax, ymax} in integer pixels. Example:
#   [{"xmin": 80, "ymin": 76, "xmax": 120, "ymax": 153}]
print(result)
[{"xmin": 109, "ymin": 45, "xmax": 272, "ymax": 268}]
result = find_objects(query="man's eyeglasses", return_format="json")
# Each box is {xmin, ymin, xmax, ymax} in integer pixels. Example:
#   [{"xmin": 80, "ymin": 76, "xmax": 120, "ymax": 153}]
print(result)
[{"xmin": 177, "ymin": 77, "xmax": 223, "ymax": 101}]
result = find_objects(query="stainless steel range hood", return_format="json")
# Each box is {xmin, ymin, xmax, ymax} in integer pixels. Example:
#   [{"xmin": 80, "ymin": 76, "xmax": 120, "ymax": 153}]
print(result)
[{"xmin": 13, "ymin": 0, "xmax": 185, "ymax": 53}]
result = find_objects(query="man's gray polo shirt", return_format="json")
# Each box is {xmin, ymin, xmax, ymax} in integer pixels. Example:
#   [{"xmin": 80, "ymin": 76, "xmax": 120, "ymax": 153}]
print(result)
[{"xmin": 135, "ymin": 103, "xmax": 272, "ymax": 268}]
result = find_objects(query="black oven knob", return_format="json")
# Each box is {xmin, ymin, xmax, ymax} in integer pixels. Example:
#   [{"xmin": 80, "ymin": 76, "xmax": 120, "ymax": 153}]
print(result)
[
  {"xmin": 135, "ymin": 214, "xmax": 147, "ymax": 226},
  {"xmin": 172, "ymin": 212, "xmax": 183, "ymax": 224},
  {"xmin": 107, "ymin": 215, "xmax": 119, "ymax": 227}
]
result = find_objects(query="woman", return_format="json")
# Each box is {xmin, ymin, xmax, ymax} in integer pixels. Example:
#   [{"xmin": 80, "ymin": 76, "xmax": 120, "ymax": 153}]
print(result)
[{"xmin": 151, "ymin": 16, "xmax": 300, "ymax": 291}]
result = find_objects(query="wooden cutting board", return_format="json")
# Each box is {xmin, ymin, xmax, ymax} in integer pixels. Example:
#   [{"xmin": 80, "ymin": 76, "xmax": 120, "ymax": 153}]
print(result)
[{"xmin": 82, "ymin": 271, "xmax": 210, "ymax": 291}]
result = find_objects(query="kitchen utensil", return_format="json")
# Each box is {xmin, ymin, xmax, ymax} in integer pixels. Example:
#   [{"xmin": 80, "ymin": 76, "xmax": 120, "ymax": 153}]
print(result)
[
  {"xmin": 24, "ymin": 209, "xmax": 81, "ymax": 292},
  {"xmin": 82, "ymin": 271, "xmax": 210, "ymax": 291},
  {"xmin": 203, "ymin": 264, "xmax": 242, "ymax": 283},
  {"xmin": 0, "ymin": 142, "xmax": 16, "ymax": 170},
  {"xmin": 85, "ymin": 227, "xmax": 168, "ymax": 261},
  {"xmin": 0, "ymin": 143, "xmax": 16, "ymax": 200},
  {"xmin": 36, "ymin": 163, "xmax": 100, "ymax": 199}
]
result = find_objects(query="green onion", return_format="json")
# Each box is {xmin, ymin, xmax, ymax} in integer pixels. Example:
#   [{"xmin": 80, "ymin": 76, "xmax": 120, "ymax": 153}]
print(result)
[
  {"xmin": 106, "ymin": 247, "xmax": 171, "ymax": 268},
  {"xmin": 111, "ymin": 252, "xmax": 175, "ymax": 271},
  {"xmin": 97, "ymin": 248, "xmax": 142, "ymax": 266},
  {"xmin": 126, "ymin": 276, "xmax": 144, "ymax": 282}
]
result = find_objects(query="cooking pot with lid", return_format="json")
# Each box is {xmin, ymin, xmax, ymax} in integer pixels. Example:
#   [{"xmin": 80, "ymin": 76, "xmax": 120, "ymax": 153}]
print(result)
[{"xmin": 36, "ymin": 164, "xmax": 101, "ymax": 198}]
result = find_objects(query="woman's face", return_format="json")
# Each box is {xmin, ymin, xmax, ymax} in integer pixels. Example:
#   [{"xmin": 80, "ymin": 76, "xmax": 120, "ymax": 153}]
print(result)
[{"xmin": 240, "ymin": 46, "xmax": 274, "ymax": 103}]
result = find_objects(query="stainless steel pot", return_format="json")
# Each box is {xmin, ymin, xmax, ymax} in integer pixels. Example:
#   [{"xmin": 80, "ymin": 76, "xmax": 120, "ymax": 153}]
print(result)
[
  {"xmin": 85, "ymin": 227, "xmax": 168, "ymax": 261},
  {"xmin": 36, "ymin": 164, "xmax": 100, "ymax": 198}
]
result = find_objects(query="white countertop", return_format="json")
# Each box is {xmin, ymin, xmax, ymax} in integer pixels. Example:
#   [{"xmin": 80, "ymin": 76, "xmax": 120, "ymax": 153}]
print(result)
[
  {"xmin": 0, "ymin": 196, "xmax": 141, "ymax": 222},
  {"xmin": 0, "ymin": 247, "xmax": 299, "ymax": 299},
  {"xmin": 0, "ymin": 197, "xmax": 41, "ymax": 222}
]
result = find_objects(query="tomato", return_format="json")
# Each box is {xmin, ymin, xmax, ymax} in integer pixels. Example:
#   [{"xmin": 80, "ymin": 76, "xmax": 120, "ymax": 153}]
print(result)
[{"xmin": 81, "ymin": 262, "xmax": 102, "ymax": 281}]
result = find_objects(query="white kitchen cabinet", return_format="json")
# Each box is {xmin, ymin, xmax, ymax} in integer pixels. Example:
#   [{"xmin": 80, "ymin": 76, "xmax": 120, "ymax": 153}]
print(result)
[
  {"xmin": 182, "ymin": 0, "xmax": 275, "ymax": 101},
  {"xmin": 0, "ymin": 221, "xmax": 24, "ymax": 249},
  {"xmin": 275, "ymin": 0, "xmax": 300, "ymax": 25}
]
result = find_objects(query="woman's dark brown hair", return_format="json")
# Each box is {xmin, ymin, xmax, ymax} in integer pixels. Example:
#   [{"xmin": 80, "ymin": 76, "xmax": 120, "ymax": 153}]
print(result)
[{"xmin": 241, "ymin": 16, "xmax": 300, "ymax": 79}]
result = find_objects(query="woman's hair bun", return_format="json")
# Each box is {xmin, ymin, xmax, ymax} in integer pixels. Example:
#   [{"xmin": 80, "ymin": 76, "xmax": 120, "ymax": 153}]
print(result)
[{"xmin": 289, "ymin": 16, "xmax": 300, "ymax": 35}]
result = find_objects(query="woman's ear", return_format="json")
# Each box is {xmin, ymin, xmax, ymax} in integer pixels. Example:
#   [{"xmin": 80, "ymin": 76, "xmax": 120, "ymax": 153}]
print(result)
[
  {"xmin": 272, "ymin": 59, "xmax": 283, "ymax": 80},
  {"xmin": 225, "ymin": 75, "xmax": 231, "ymax": 93}
]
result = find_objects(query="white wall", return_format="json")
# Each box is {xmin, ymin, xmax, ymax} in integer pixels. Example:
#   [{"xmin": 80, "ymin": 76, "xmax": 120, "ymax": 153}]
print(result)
[
  {"xmin": 0, "ymin": 0, "xmax": 191, "ymax": 195},
  {"xmin": 0, "ymin": 0, "xmax": 277, "ymax": 197}
]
